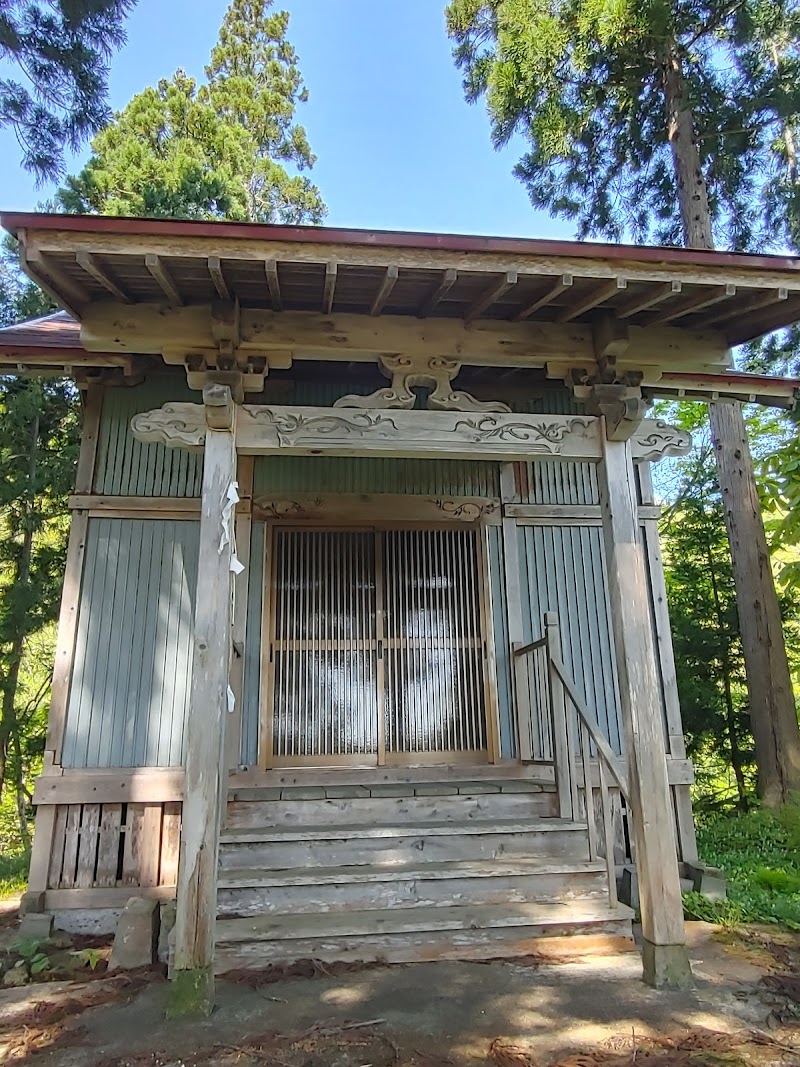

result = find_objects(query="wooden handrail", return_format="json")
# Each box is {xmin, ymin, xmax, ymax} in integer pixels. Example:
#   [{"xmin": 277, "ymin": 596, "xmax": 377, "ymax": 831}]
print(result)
[
  {"xmin": 512, "ymin": 636, "xmax": 547, "ymax": 658},
  {"xmin": 551, "ymin": 654, "xmax": 630, "ymax": 803}
]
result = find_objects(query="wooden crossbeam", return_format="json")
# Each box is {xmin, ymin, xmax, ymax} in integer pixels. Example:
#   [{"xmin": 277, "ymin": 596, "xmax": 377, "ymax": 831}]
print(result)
[
  {"xmin": 464, "ymin": 271, "xmax": 518, "ymax": 323},
  {"xmin": 556, "ymin": 278, "xmax": 626, "ymax": 323},
  {"xmin": 615, "ymin": 280, "xmax": 681, "ymax": 319},
  {"xmin": 513, "ymin": 274, "xmax": 573, "ymax": 321},
  {"xmin": 698, "ymin": 287, "xmax": 788, "ymax": 328},
  {"xmin": 207, "ymin": 256, "xmax": 230, "ymax": 300},
  {"xmin": 76, "ymin": 251, "xmax": 131, "ymax": 303},
  {"xmin": 323, "ymin": 261, "xmax": 338, "ymax": 314},
  {"xmin": 145, "ymin": 253, "xmax": 183, "ymax": 307},
  {"xmin": 265, "ymin": 259, "xmax": 282, "ymax": 310},
  {"xmin": 370, "ymin": 264, "xmax": 399, "ymax": 316},
  {"xmin": 418, "ymin": 268, "xmax": 458, "ymax": 317},
  {"xmin": 647, "ymin": 283, "xmax": 736, "ymax": 326}
]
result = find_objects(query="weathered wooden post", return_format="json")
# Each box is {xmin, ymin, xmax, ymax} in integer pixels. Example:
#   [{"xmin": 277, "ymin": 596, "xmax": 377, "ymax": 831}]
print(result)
[
  {"xmin": 598, "ymin": 432, "xmax": 692, "ymax": 990},
  {"xmin": 168, "ymin": 386, "xmax": 236, "ymax": 1017}
]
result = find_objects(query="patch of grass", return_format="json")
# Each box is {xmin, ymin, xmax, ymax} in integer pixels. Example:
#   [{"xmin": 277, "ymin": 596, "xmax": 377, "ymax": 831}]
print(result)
[
  {"xmin": 684, "ymin": 803, "xmax": 800, "ymax": 930},
  {"xmin": 0, "ymin": 850, "xmax": 29, "ymax": 899}
]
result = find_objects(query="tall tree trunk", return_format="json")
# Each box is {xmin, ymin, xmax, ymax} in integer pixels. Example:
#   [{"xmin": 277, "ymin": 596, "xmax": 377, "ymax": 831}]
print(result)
[
  {"xmin": 0, "ymin": 413, "xmax": 38, "ymax": 799},
  {"xmin": 705, "ymin": 542, "xmax": 749, "ymax": 811},
  {"xmin": 662, "ymin": 45, "xmax": 800, "ymax": 805}
]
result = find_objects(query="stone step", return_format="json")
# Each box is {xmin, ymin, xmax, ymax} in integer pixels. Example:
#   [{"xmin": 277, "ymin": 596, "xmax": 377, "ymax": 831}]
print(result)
[
  {"xmin": 217, "ymin": 858, "xmax": 608, "ymax": 917},
  {"xmin": 225, "ymin": 788, "xmax": 557, "ymax": 830},
  {"xmin": 214, "ymin": 900, "xmax": 635, "ymax": 971},
  {"xmin": 218, "ymin": 818, "xmax": 590, "ymax": 870}
]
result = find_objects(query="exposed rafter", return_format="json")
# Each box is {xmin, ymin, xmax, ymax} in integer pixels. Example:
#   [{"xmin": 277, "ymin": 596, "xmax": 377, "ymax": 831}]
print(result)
[
  {"xmin": 21, "ymin": 246, "xmax": 88, "ymax": 317},
  {"xmin": 556, "ymin": 278, "xmax": 626, "ymax": 323},
  {"xmin": 698, "ymin": 287, "xmax": 788, "ymax": 329},
  {"xmin": 647, "ymin": 283, "xmax": 736, "ymax": 326},
  {"xmin": 370, "ymin": 264, "xmax": 399, "ymax": 316},
  {"xmin": 145, "ymin": 254, "xmax": 183, "ymax": 307},
  {"xmin": 418, "ymin": 268, "xmax": 457, "ymax": 317},
  {"xmin": 76, "ymin": 251, "xmax": 131, "ymax": 304},
  {"xmin": 615, "ymin": 281, "xmax": 681, "ymax": 319},
  {"xmin": 207, "ymin": 256, "xmax": 230, "ymax": 300},
  {"xmin": 464, "ymin": 271, "xmax": 518, "ymax": 323},
  {"xmin": 265, "ymin": 259, "xmax": 282, "ymax": 310},
  {"xmin": 323, "ymin": 261, "xmax": 338, "ymax": 314},
  {"xmin": 513, "ymin": 274, "xmax": 573, "ymax": 321}
]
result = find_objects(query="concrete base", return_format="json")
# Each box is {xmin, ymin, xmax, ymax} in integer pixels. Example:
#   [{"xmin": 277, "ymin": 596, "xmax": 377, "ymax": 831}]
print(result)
[
  {"xmin": 685, "ymin": 861, "xmax": 727, "ymax": 902},
  {"xmin": 19, "ymin": 890, "xmax": 46, "ymax": 916},
  {"xmin": 167, "ymin": 966, "xmax": 215, "ymax": 1018},
  {"xmin": 641, "ymin": 939, "xmax": 694, "ymax": 990},
  {"xmin": 158, "ymin": 902, "xmax": 177, "ymax": 964},
  {"xmin": 18, "ymin": 911, "xmax": 53, "ymax": 940},
  {"xmin": 109, "ymin": 897, "xmax": 160, "ymax": 971}
]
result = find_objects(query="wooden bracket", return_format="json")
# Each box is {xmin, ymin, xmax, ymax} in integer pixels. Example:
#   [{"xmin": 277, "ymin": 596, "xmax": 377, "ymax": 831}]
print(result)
[{"xmin": 203, "ymin": 383, "xmax": 235, "ymax": 430}]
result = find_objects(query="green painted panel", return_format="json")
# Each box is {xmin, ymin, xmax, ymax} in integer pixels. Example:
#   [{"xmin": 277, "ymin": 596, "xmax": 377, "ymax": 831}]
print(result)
[
  {"xmin": 241, "ymin": 522, "xmax": 265, "ymax": 766},
  {"xmin": 62, "ymin": 518, "xmax": 199, "ymax": 768},
  {"xmin": 94, "ymin": 375, "xmax": 203, "ymax": 496},
  {"xmin": 253, "ymin": 455, "xmax": 500, "ymax": 497}
]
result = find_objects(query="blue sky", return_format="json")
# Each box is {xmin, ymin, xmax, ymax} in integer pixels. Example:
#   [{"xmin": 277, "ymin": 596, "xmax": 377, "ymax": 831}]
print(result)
[{"xmin": 0, "ymin": 0, "xmax": 573, "ymax": 240}]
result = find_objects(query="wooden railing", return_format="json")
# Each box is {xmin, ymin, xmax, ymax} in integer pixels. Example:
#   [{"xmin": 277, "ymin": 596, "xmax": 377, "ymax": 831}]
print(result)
[{"xmin": 513, "ymin": 611, "xmax": 629, "ymax": 906}]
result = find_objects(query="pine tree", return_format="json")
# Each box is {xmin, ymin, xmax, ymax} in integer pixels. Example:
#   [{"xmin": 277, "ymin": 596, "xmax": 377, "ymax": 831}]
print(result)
[
  {"xmin": 447, "ymin": 0, "xmax": 800, "ymax": 805},
  {"xmin": 0, "ymin": 0, "xmax": 135, "ymax": 181},
  {"xmin": 58, "ymin": 0, "xmax": 325, "ymax": 223}
]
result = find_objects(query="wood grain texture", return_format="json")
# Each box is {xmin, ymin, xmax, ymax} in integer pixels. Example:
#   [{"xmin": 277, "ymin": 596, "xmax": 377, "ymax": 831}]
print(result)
[
  {"xmin": 598, "ymin": 437, "xmax": 686, "ymax": 948},
  {"xmin": 172, "ymin": 428, "xmax": 236, "ymax": 975}
]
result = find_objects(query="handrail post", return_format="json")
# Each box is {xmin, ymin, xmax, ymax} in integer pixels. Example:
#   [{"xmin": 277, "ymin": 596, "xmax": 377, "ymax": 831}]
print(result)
[{"xmin": 544, "ymin": 612, "xmax": 572, "ymax": 819}]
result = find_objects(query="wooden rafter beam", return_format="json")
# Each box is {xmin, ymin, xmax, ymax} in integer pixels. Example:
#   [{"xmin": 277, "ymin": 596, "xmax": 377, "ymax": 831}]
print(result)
[
  {"xmin": 207, "ymin": 256, "xmax": 230, "ymax": 300},
  {"xmin": 265, "ymin": 259, "xmax": 282, "ymax": 310},
  {"xmin": 464, "ymin": 271, "xmax": 518, "ymax": 323},
  {"xmin": 322, "ymin": 260, "xmax": 338, "ymax": 314},
  {"xmin": 370, "ymin": 264, "xmax": 399, "ymax": 316},
  {"xmin": 615, "ymin": 280, "xmax": 682, "ymax": 319},
  {"xmin": 513, "ymin": 274, "xmax": 573, "ymax": 321},
  {"xmin": 726, "ymin": 297, "xmax": 800, "ymax": 345},
  {"xmin": 76, "ymin": 251, "xmax": 131, "ymax": 303},
  {"xmin": 418, "ymin": 268, "xmax": 458, "ymax": 317},
  {"xmin": 20, "ymin": 245, "xmax": 88, "ymax": 317},
  {"xmin": 698, "ymin": 287, "xmax": 788, "ymax": 329},
  {"xmin": 145, "ymin": 253, "xmax": 183, "ymax": 307},
  {"xmin": 556, "ymin": 278, "xmax": 627, "ymax": 323},
  {"xmin": 647, "ymin": 283, "xmax": 736, "ymax": 326}
]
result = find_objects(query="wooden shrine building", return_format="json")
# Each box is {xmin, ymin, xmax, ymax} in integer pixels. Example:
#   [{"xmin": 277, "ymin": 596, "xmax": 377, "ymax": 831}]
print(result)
[{"xmin": 2, "ymin": 212, "xmax": 800, "ymax": 1014}]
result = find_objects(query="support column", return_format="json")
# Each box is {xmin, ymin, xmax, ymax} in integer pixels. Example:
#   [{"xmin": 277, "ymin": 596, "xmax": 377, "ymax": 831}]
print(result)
[
  {"xmin": 168, "ymin": 418, "xmax": 236, "ymax": 1018},
  {"xmin": 598, "ymin": 434, "xmax": 692, "ymax": 990}
]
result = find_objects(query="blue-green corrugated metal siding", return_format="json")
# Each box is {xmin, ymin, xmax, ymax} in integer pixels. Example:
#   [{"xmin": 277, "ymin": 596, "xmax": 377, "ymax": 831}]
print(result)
[
  {"xmin": 241, "ymin": 522, "xmax": 265, "ymax": 766},
  {"xmin": 517, "ymin": 524, "xmax": 622, "ymax": 756},
  {"xmin": 94, "ymin": 377, "xmax": 203, "ymax": 496},
  {"xmin": 253, "ymin": 456, "xmax": 500, "ymax": 497},
  {"xmin": 62, "ymin": 518, "xmax": 199, "ymax": 768}
]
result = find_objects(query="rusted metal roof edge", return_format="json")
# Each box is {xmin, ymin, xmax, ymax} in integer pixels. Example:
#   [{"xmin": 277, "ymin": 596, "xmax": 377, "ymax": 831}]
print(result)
[{"xmin": 4, "ymin": 211, "xmax": 800, "ymax": 274}]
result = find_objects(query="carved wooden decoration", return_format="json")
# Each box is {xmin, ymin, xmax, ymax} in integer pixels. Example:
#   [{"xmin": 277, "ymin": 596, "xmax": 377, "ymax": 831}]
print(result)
[
  {"xmin": 252, "ymin": 492, "xmax": 502, "ymax": 524},
  {"xmin": 333, "ymin": 354, "xmax": 512, "ymax": 412},
  {"xmin": 130, "ymin": 402, "xmax": 690, "ymax": 464}
]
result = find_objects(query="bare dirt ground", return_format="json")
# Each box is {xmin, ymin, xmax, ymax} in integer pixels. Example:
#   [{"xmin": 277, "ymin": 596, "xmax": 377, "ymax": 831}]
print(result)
[{"xmin": 1, "ymin": 897, "xmax": 799, "ymax": 1067}]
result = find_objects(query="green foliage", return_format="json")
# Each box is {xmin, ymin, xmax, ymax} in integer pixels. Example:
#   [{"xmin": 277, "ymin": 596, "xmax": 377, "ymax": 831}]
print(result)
[
  {"xmin": 0, "ymin": 848, "xmax": 28, "ymax": 898},
  {"xmin": 58, "ymin": 0, "xmax": 325, "ymax": 223},
  {"xmin": 684, "ymin": 805, "xmax": 800, "ymax": 928},
  {"xmin": 445, "ymin": 0, "xmax": 800, "ymax": 248},
  {"xmin": 0, "ymin": 0, "xmax": 135, "ymax": 181},
  {"xmin": 12, "ymin": 937, "xmax": 50, "ymax": 974},
  {"xmin": 70, "ymin": 947, "xmax": 103, "ymax": 970}
]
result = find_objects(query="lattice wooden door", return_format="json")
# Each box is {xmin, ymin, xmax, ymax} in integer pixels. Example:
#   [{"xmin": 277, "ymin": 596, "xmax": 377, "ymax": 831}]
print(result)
[{"xmin": 265, "ymin": 526, "xmax": 491, "ymax": 767}]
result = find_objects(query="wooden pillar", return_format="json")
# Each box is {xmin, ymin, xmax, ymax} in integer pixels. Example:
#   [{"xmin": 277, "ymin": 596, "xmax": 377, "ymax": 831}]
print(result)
[
  {"xmin": 598, "ymin": 434, "xmax": 692, "ymax": 990},
  {"xmin": 168, "ymin": 422, "xmax": 236, "ymax": 1018}
]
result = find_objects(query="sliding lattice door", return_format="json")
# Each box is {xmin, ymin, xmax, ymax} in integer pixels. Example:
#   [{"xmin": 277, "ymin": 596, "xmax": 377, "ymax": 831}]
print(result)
[{"xmin": 265, "ymin": 526, "xmax": 492, "ymax": 767}]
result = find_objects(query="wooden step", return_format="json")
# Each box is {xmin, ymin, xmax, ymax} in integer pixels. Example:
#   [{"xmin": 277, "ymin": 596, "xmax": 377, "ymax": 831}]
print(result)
[
  {"xmin": 214, "ymin": 900, "xmax": 635, "ymax": 971},
  {"xmin": 226, "ymin": 789, "xmax": 557, "ymax": 830},
  {"xmin": 217, "ymin": 858, "xmax": 608, "ymax": 917},
  {"xmin": 218, "ymin": 818, "xmax": 590, "ymax": 870}
]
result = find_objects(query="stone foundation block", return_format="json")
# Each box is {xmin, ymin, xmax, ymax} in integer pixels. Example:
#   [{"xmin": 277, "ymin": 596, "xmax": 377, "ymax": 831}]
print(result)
[
  {"xmin": 19, "ymin": 891, "xmax": 46, "ymax": 916},
  {"xmin": 685, "ymin": 861, "xmax": 727, "ymax": 901},
  {"xmin": 619, "ymin": 865, "xmax": 639, "ymax": 911},
  {"xmin": 642, "ymin": 939, "xmax": 694, "ymax": 990},
  {"xmin": 158, "ymin": 902, "xmax": 177, "ymax": 964},
  {"xmin": 109, "ymin": 897, "xmax": 159, "ymax": 971},
  {"xmin": 18, "ymin": 911, "xmax": 53, "ymax": 940}
]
